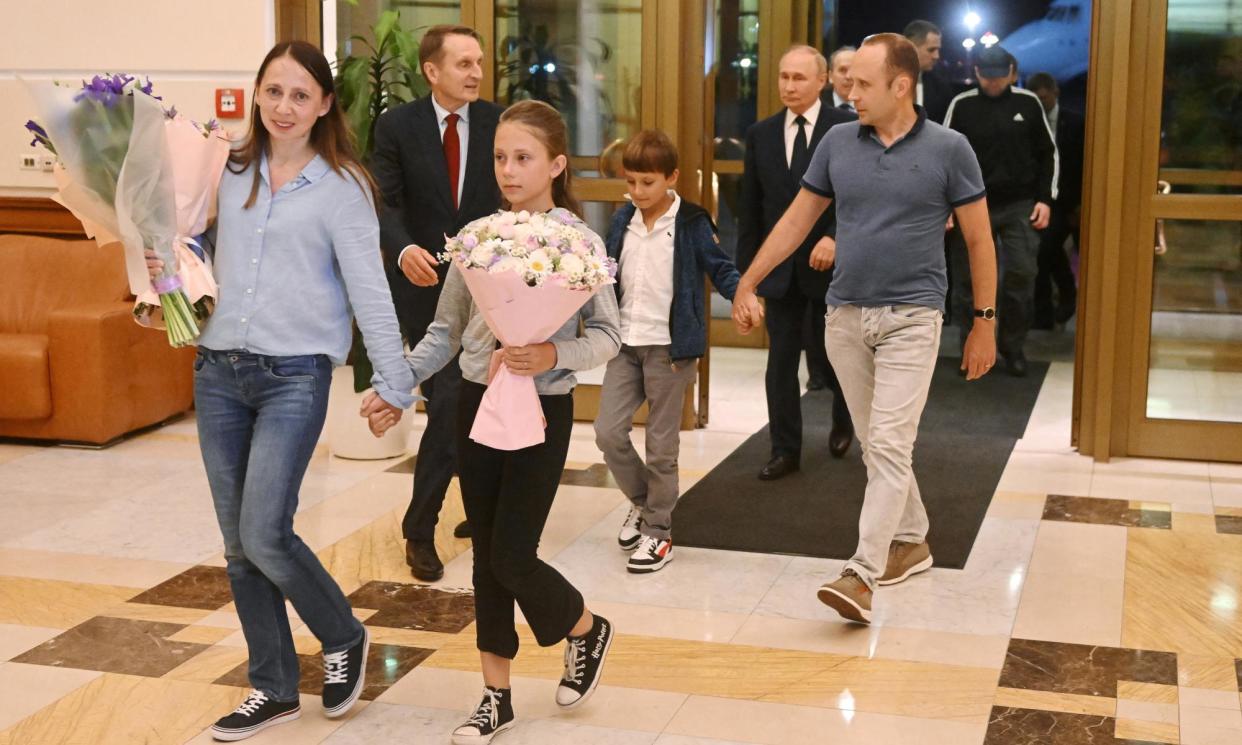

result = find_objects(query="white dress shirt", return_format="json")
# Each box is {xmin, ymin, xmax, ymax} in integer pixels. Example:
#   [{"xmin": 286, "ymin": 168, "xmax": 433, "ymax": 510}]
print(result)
[
  {"xmin": 784, "ymin": 97, "xmax": 822, "ymax": 168},
  {"xmin": 832, "ymin": 91, "xmax": 853, "ymax": 111},
  {"xmin": 916, "ymin": 73, "xmax": 925, "ymax": 106},
  {"xmin": 400, "ymin": 95, "xmax": 471, "ymax": 265},
  {"xmin": 618, "ymin": 192, "xmax": 681, "ymax": 346}
]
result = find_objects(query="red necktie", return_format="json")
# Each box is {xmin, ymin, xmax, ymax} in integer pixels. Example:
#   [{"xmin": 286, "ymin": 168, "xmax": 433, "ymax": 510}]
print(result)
[{"xmin": 444, "ymin": 112, "xmax": 460, "ymax": 210}]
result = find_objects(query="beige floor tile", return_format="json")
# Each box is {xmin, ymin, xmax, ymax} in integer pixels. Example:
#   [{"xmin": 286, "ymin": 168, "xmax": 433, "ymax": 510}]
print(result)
[
  {"xmin": 0, "ymin": 624, "xmax": 62, "ymax": 662},
  {"xmin": 292, "ymin": 473, "xmax": 415, "ymax": 554},
  {"xmin": 1173, "ymin": 512, "xmax": 1221, "ymax": 534},
  {"xmin": 0, "ymin": 662, "xmax": 102, "ymax": 731},
  {"xmin": 377, "ymin": 665, "xmax": 688, "ymax": 733},
  {"xmin": 1179, "ymin": 705, "xmax": 1242, "ymax": 744},
  {"xmin": 1116, "ymin": 697, "xmax": 1179, "ymax": 723},
  {"xmin": 162, "ymin": 644, "xmax": 251, "ymax": 684},
  {"xmin": 662, "ymin": 694, "xmax": 987, "ymax": 745},
  {"xmin": 984, "ymin": 491, "xmax": 1048, "ymax": 521},
  {"xmin": 0, "ymin": 672, "xmax": 240, "ymax": 745},
  {"xmin": 364, "ymin": 626, "xmax": 458, "ymax": 649},
  {"xmin": 1118, "ymin": 681, "xmax": 1180, "ymax": 704},
  {"xmin": 167, "ymin": 625, "xmax": 236, "ymax": 645},
  {"xmin": 1123, "ymin": 529, "xmax": 1242, "ymax": 657},
  {"xmin": 993, "ymin": 687, "xmax": 1115, "ymax": 717},
  {"xmin": 421, "ymin": 625, "xmax": 998, "ymax": 723},
  {"xmin": 587, "ymin": 600, "xmax": 748, "ymax": 644},
  {"xmin": 0, "ymin": 443, "xmax": 41, "ymax": 465},
  {"xmin": 1114, "ymin": 717, "xmax": 1180, "ymax": 743},
  {"xmin": 100, "ymin": 601, "xmax": 212, "ymax": 626},
  {"xmin": 1178, "ymin": 655, "xmax": 1242, "ymax": 691},
  {"xmin": 1012, "ymin": 570, "xmax": 1124, "ymax": 648},
  {"xmin": 0, "ymin": 548, "xmax": 189, "ymax": 588},
  {"xmin": 1026, "ymin": 521, "xmax": 1128, "ymax": 580},
  {"xmin": 0, "ymin": 576, "xmax": 139, "ymax": 629},
  {"xmin": 1180, "ymin": 687, "xmax": 1242, "ymax": 710}
]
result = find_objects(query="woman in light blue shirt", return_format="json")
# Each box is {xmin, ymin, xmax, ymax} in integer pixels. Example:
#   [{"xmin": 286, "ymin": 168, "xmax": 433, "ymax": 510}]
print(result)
[{"xmin": 158, "ymin": 42, "xmax": 414, "ymax": 740}]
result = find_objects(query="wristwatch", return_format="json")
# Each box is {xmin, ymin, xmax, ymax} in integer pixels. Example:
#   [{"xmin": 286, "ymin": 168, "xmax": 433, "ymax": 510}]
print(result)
[{"xmin": 974, "ymin": 307, "xmax": 996, "ymax": 320}]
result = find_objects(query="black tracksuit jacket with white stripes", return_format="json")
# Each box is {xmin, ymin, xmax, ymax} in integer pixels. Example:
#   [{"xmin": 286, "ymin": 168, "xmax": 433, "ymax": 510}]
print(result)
[{"xmin": 943, "ymin": 85, "xmax": 1058, "ymax": 208}]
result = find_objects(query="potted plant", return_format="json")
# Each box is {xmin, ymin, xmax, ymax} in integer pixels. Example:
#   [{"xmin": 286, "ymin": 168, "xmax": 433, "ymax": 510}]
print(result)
[{"xmin": 326, "ymin": 9, "xmax": 429, "ymax": 459}]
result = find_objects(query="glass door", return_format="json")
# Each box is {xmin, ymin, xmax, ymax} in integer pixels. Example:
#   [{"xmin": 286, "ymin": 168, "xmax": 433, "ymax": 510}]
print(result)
[{"xmin": 1125, "ymin": 0, "xmax": 1242, "ymax": 460}]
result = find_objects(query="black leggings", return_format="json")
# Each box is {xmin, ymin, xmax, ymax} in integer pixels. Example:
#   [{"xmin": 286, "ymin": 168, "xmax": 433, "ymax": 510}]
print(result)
[{"xmin": 457, "ymin": 380, "xmax": 584, "ymax": 659}]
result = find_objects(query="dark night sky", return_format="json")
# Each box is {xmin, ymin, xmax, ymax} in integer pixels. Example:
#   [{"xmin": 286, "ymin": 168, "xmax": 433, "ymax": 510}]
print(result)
[{"xmin": 834, "ymin": 0, "xmax": 1056, "ymax": 67}]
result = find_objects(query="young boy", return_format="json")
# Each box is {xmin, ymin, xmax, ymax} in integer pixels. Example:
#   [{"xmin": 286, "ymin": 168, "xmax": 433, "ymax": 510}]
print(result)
[{"xmin": 595, "ymin": 129, "xmax": 741, "ymax": 574}]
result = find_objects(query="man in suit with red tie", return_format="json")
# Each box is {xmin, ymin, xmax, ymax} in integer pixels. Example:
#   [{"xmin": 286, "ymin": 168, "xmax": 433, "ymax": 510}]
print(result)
[
  {"xmin": 737, "ymin": 45, "xmax": 857, "ymax": 481},
  {"xmin": 371, "ymin": 25, "xmax": 504, "ymax": 581}
]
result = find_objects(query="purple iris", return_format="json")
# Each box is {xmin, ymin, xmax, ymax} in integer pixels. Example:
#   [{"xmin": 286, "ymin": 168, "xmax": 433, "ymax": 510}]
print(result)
[
  {"xmin": 74, "ymin": 73, "xmax": 161, "ymax": 107},
  {"xmin": 24, "ymin": 119, "xmax": 49, "ymax": 147}
]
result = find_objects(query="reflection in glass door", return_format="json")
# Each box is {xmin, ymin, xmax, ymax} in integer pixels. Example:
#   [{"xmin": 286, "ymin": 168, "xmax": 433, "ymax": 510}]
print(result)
[{"xmin": 1130, "ymin": 1, "xmax": 1242, "ymax": 457}]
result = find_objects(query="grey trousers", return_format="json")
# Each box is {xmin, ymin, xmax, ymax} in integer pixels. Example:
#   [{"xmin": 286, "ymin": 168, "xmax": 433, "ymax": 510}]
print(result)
[
  {"xmin": 593, "ymin": 345, "xmax": 698, "ymax": 540},
  {"xmin": 825, "ymin": 304, "xmax": 942, "ymax": 588}
]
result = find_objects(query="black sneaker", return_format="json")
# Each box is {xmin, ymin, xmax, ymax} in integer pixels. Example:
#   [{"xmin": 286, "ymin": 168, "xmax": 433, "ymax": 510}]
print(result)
[
  {"xmin": 555, "ymin": 614, "xmax": 614, "ymax": 709},
  {"xmin": 210, "ymin": 690, "xmax": 300, "ymax": 741},
  {"xmin": 322, "ymin": 625, "xmax": 369, "ymax": 718},
  {"xmin": 451, "ymin": 687, "xmax": 515, "ymax": 744}
]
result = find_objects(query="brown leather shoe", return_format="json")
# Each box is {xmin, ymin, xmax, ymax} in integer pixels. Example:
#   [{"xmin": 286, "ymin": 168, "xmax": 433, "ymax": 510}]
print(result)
[
  {"xmin": 758, "ymin": 454, "xmax": 799, "ymax": 481},
  {"xmin": 405, "ymin": 540, "xmax": 444, "ymax": 582},
  {"xmin": 817, "ymin": 570, "xmax": 872, "ymax": 624},
  {"xmin": 877, "ymin": 540, "xmax": 933, "ymax": 586}
]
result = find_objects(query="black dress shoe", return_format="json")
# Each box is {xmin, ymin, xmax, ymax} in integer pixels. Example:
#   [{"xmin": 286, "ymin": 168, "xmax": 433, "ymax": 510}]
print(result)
[
  {"xmin": 453, "ymin": 520, "xmax": 471, "ymax": 539},
  {"xmin": 1004, "ymin": 353, "xmax": 1029, "ymax": 378},
  {"xmin": 406, "ymin": 540, "xmax": 444, "ymax": 582},
  {"xmin": 758, "ymin": 454, "xmax": 799, "ymax": 481},
  {"xmin": 828, "ymin": 423, "xmax": 854, "ymax": 458},
  {"xmin": 806, "ymin": 377, "xmax": 828, "ymax": 392}
]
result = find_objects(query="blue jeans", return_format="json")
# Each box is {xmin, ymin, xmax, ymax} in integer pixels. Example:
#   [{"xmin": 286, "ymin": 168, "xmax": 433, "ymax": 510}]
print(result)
[{"xmin": 194, "ymin": 348, "xmax": 363, "ymax": 701}]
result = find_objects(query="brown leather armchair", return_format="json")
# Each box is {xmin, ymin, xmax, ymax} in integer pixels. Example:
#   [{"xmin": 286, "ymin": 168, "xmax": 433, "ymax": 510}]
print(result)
[{"xmin": 0, "ymin": 234, "xmax": 195, "ymax": 445}]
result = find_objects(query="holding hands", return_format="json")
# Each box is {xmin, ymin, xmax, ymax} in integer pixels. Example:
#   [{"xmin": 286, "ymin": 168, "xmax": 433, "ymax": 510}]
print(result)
[
  {"xmin": 360, "ymin": 391, "xmax": 403, "ymax": 437},
  {"xmin": 731, "ymin": 284, "xmax": 765, "ymax": 335}
]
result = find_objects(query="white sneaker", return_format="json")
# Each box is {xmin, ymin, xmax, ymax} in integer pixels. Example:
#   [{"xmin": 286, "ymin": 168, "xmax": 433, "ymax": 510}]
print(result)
[
  {"xmin": 626, "ymin": 535, "xmax": 673, "ymax": 574},
  {"xmin": 617, "ymin": 506, "xmax": 642, "ymax": 551}
]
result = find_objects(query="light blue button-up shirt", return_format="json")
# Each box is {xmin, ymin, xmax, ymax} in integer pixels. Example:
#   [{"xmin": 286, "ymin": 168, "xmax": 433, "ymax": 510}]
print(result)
[{"xmin": 198, "ymin": 153, "xmax": 415, "ymax": 408}]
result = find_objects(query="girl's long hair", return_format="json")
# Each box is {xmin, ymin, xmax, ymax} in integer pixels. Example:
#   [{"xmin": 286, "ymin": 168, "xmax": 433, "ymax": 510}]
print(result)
[
  {"xmin": 498, "ymin": 100, "xmax": 582, "ymax": 217},
  {"xmin": 230, "ymin": 41, "xmax": 378, "ymax": 211}
]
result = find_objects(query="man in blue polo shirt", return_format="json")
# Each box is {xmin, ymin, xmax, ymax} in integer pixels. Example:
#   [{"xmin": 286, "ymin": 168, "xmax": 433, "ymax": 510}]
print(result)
[{"xmin": 732, "ymin": 33, "xmax": 999, "ymax": 625}]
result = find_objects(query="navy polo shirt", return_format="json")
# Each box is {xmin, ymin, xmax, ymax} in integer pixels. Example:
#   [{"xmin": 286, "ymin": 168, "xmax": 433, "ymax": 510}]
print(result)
[{"xmin": 801, "ymin": 106, "xmax": 986, "ymax": 309}]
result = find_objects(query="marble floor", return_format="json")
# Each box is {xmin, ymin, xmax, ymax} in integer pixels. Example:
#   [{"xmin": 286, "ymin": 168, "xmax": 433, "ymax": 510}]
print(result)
[{"xmin": 2, "ymin": 346, "xmax": 1241, "ymax": 745}]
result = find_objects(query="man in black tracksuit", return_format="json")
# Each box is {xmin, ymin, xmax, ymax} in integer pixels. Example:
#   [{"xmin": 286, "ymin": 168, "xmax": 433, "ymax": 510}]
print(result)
[{"xmin": 944, "ymin": 45, "xmax": 1058, "ymax": 377}]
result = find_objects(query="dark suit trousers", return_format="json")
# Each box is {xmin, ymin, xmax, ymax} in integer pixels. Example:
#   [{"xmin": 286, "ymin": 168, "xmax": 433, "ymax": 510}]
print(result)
[
  {"xmin": 401, "ymin": 353, "xmax": 463, "ymax": 542},
  {"xmin": 765, "ymin": 286, "xmax": 850, "ymax": 459},
  {"xmin": 1034, "ymin": 203, "xmax": 1078, "ymax": 323}
]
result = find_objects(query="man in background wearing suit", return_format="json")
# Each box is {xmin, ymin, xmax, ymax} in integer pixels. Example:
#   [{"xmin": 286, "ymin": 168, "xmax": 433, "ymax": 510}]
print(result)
[
  {"xmin": 371, "ymin": 25, "xmax": 503, "ymax": 581},
  {"xmin": 738, "ymin": 45, "xmax": 856, "ymax": 482},
  {"xmin": 903, "ymin": 20, "xmax": 953, "ymax": 125},
  {"xmin": 1028, "ymin": 72, "xmax": 1084, "ymax": 328},
  {"xmin": 826, "ymin": 46, "xmax": 856, "ymax": 112}
]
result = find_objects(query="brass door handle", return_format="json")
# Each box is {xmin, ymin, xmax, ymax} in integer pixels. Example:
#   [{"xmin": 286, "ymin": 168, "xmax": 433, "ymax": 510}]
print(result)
[{"xmin": 1155, "ymin": 180, "xmax": 1171, "ymax": 255}]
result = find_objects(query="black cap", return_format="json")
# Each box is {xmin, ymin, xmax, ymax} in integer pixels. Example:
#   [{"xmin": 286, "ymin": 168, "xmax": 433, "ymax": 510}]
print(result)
[{"xmin": 975, "ymin": 45, "xmax": 1014, "ymax": 78}]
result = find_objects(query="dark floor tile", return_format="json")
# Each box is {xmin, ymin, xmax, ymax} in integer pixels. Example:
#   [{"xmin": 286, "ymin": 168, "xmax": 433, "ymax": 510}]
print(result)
[
  {"xmin": 983, "ymin": 707, "xmax": 1116, "ymax": 744},
  {"xmin": 128, "ymin": 565, "xmax": 234, "ymax": 611},
  {"xmin": 1042, "ymin": 495, "xmax": 1171, "ymax": 530},
  {"xmin": 559, "ymin": 462, "xmax": 617, "ymax": 489},
  {"xmin": 1215, "ymin": 514, "xmax": 1242, "ymax": 535},
  {"xmin": 347, "ymin": 581, "xmax": 475, "ymax": 633},
  {"xmin": 12, "ymin": 616, "xmax": 208, "ymax": 677},
  {"xmin": 999, "ymin": 639, "xmax": 1178, "ymax": 697},
  {"xmin": 213, "ymin": 643, "xmax": 432, "ymax": 700}
]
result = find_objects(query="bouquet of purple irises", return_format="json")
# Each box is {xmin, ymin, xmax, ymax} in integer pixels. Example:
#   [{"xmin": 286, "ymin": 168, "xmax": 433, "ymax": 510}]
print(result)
[{"xmin": 25, "ymin": 74, "xmax": 230, "ymax": 347}]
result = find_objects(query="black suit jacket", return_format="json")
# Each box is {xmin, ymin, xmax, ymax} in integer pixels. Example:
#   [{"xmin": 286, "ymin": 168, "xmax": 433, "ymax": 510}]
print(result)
[
  {"xmin": 371, "ymin": 97, "xmax": 504, "ymax": 345},
  {"xmin": 1053, "ymin": 106, "xmax": 1085, "ymax": 209},
  {"xmin": 921, "ymin": 70, "xmax": 955, "ymax": 125},
  {"xmin": 736, "ymin": 104, "xmax": 857, "ymax": 300}
]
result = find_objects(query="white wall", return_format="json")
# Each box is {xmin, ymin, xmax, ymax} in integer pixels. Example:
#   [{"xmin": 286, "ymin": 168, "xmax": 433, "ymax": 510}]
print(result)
[{"xmin": 0, "ymin": 0, "xmax": 276, "ymax": 196}]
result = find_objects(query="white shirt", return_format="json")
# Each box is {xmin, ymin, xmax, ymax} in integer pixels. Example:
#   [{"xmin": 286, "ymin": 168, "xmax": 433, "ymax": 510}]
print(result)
[
  {"xmin": 1046, "ymin": 103, "xmax": 1060, "ymax": 144},
  {"xmin": 916, "ymin": 73, "xmax": 925, "ymax": 106},
  {"xmin": 400, "ymin": 95, "xmax": 471, "ymax": 265},
  {"xmin": 784, "ymin": 98, "xmax": 821, "ymax": 168},
  {"xmin": 832, "ymin": 91, "xmax": 853, "ymax": 111},
  {"xmin": 618, "ymin": 192, "xmax": 681, "ymax": 346}
]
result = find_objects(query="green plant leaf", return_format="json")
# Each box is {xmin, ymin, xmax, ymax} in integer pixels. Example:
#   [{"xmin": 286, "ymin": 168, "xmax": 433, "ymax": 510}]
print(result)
[{"xmin": 374, "ymin": 10, "xmax": 399, "ymax": 51}]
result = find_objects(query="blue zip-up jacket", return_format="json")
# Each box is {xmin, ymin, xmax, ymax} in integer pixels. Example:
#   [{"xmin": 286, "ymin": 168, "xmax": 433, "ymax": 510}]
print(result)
[{"xmin": 604, "ymin": 199, "xmax": 740, "ymax": 362}]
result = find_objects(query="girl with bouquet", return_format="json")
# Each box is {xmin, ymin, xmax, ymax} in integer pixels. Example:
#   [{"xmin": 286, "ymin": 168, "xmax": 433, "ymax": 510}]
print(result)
[
  {"xmin": 149, "ymin": 42, "xmax": 414, "ymax": 741},
  {"xmin": 364, "ymin": 100, "xmax": 621, "ymax": 744}
]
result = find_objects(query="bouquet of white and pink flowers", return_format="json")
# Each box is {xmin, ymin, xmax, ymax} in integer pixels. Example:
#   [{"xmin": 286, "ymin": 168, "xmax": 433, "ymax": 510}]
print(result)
[
  {"xmin": 24, "ymin": 74, "xmax": 230, "ymax": 347},
  {"xmin": 442, "ymin": 208, "xmax": 617, "ymax": 450}
]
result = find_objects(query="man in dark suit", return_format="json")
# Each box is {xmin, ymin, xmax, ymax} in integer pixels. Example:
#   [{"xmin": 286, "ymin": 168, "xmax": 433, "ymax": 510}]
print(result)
[
  {"xmin": 903, "ymin": 20, "xmax": 954, "ymax": 124},
  {"xmin": 1028, "ymin": 72, "xmax": 1084, "ymax": 327},
  {"xmin": 371, "ymin": 25, "xmax": 503, "ymax": 581},
  {"xmin": 738, "ymin": 45, "xmax": 856, "ymax": 481}
]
